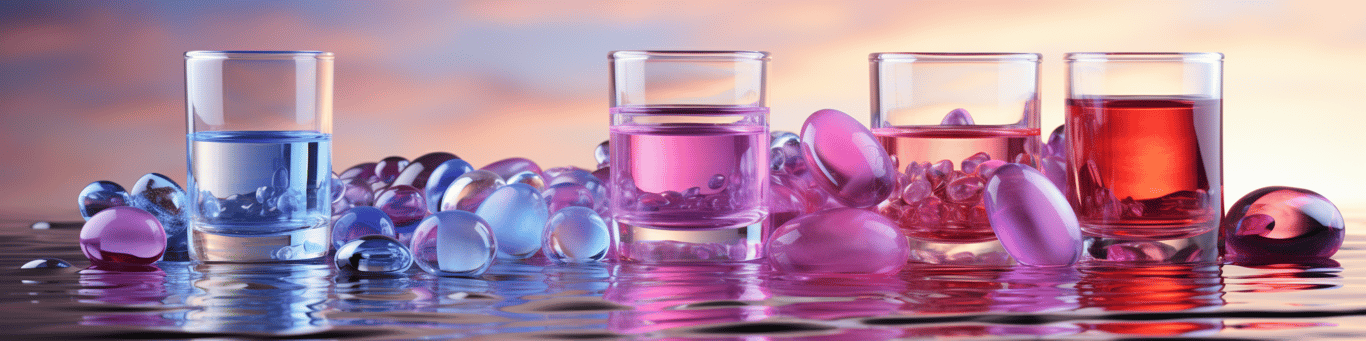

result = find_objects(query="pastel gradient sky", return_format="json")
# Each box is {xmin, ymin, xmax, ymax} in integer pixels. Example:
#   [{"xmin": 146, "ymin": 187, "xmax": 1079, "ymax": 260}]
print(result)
[{"xmin": 3, "ymin": 1, "xmax": 1364, "ymax": 220}]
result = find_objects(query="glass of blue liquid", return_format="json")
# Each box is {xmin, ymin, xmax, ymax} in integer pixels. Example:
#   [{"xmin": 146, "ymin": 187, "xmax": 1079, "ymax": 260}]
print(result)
[{"xmin": 186, "ymin": 51, "xmax": 334, "ymax": 262}]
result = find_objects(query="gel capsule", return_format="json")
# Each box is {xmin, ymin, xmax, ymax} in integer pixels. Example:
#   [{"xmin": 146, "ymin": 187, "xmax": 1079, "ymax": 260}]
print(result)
[
  {"xmin": 411, "ymin": 211, "xmax": 497, "ymax": 277},
  {"xmin": 130, "ymin": 173, "xmax": 189, "ymax": 259},
  {"xmin": 982, "ymin": 164, "xmax": 1081, "ymax": 267},
  {"xmin": 799, "ymin": 109, "xmax": 896, "ymax": 208},
  {"xmin": 79, "ymin": 181, "xmax": 130, "ymax": 220},
  {"xmin": 374, "ymin": 156, "xmax": 410, "ymax": 185},
  {"xmin": 767, "ymin": 208, "xmax": 909, "ymax": 275},
  {"xmin": 424, "ymin": 159, "xmax": 476, "ymax": 213},
  {"xmin": 481, "ymin": 157, "xmax": 544, "ymax": 180},
  {"xmin": 439, "ymin": 170, "xmax": 505, "ymax": 212},
  {"xmin": 1223, "ymin": 186, "xmax": 1345, "ymax": 262},
  {"xmin": 80, "ymin": 206, "xmax": 167, "ymax": 266},
  {"xmin": 392, "ymin": 152, "xmax": 459, "ymax": 189},
  {"xmin": 331, "ymin": 206, "xmax": 397, "ymax": 250},
  {"xmin": 542, "ymin": 207, "xmax": 610, "ymax": 263},
  {"xmin": 475, "ymin": 183, "xmax": 550, "ymax": 259},
  {"xmin": 335, "ymin": 235, "xmax": 413, "ymax": 274}
]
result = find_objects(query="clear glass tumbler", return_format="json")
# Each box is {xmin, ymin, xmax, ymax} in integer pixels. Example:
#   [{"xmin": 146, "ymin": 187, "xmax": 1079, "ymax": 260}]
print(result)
[
  {"xmin": 870, "ymin": 53, "xmax": 1042, "ymax": 246},
  {"xmin": 186, "ymin": 51, "xmax": 334, "ymax": 262},
  {"xmin": 609, "ymin": 51, "xmax": 770, "ymax": 262},
  {"xmin": 1065, "ymin": 52, "xmax": 1223, "ymax": 240}
]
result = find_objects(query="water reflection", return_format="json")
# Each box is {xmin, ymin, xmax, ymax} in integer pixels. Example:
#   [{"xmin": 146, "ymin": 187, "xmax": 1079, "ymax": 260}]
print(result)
[
  {"xmin": 604, "ymin": 263, "xmax": 771, "ymax": 335},
  {"xmin": 1077, "ymin": 262, "xmax": 1226, "ymax": 337},
  {"xmin": 186, "ymin": 262, "xmax": 332, "ymax": 335},
  {"xmin": 77, "ymin": 264, "xmax": 172, "ymax": 327}
]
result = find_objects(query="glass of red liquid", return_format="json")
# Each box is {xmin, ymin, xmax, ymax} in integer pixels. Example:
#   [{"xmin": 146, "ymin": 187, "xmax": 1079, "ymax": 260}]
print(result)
[
  {"xmin": 870, "ymin": 53, "xmax": 1041, "ymax": 264},
  {"xmin": 608, "ymin": 51, "xmax": 770, "ymax": 262},
  {"xmin": 1065, "ymin": 53, "xmax": 1223, "ymax": 241}
]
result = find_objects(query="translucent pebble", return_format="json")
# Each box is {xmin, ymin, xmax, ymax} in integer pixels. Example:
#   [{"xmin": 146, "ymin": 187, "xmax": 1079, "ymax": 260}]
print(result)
[
  {"xmin": 374, "ymin": 185, "xmax": 428, "ymax": 228},
  {"xmin": 542, "ymin": 207, "xmax": 610, "ymax": 263},
  {"xmin": 904, "ymin": 161, "xmax": 928, "ymax": 179},
  {"xmin": 708, "ymin": 174, "xmax": 727, "ymax": 190},
  {"xmin": 961, "ymin": 152, "xmax": 991, "ymax": 173},
  {"xmin": 547, "ymin": 168, "xmax": 608, "ymax": 210},
  {"xmin": 799, "ymin": 109, "xmax": 896, "ymax": 208},
  {"xmin": 374, "ymin": 156, "xmax": 410, "ymax": 185},
  {"xmin": 507, "ymin": 171, "xmax": 546, "ymax": 191},
  {"xmin": 329, "ymin": 173, "xmax": 345, "ymax": 203},
  {"xmin": 543, "ymin": 183, "xmax": 595, "ymax": 214},
  {"xmin": 940, "ymin": 108, "xmax": 976, "ymax": 125},
  {"xmin": 20, "ymin": 258, "xmax": 72, "ymax": 269},
  {"xmin": 594, "ymin": 140, "xmax": 610, "ymax": 168},
  {"xmin": 423, "ymin": 159, "xmax": 476, "ymax": 213},
  {"xmin": 769, "ymin": 149, "xmax": 787, "ymax": 172},
  {"xmin": 129, "ymin": 173, "xmax": 188, "ymax": 258},
  {"xmin": 1223, "ymin": 186, "xmax": 1345, "ymax": 262},
  {"xmin": 331, "ymin": 206, "xmax": 396, "ymax": 250},
  {"xmin": 339, "ymin": 178, "xmax": 376, "ymax": 208},
  {"xmin": 439, "ymin": 170, "xmax": 505, "ymax": 212},
  {"xmin": 1046, "ymin": 125, "xmax": 1066, "ymax": 158},
  {"xmin": 79, "ymin": 181, "xmax": 130, "ymax": 220},
  {"xmin": 475, "ymin": 183, "xmax": 550, "ymax": 259},
  {"xmin": 80, "ymin": 206, "xmax": 167, "ymax": 266},
  {"xmin": 411, "ymin": 210, "xmax": 497, "ymax": 277},
  {"xmin": 1105, "ymin": 241, "xmax": 1176, "ymax": 262},
  {"xmin": 481, "ymin": 157, "xmax": 544, "ymax": 180},
  {"xmin": 339, "ymin": 162, "xmax": 380, "ymax": 185},
  {"xmin": 946, "ymin": 176, "xmax": 985, "ymax": 203},
  {"xmin": 974, "ymin": 160, "xmax": 1008, "ymax": 180},
  {"xmin": 334, "ymin": 235, "xmax": 413, "ymax": 274},
  {"xmin": 543, "ymin": 166, "xmax": 585, "ymax": 179},
  {"xmin": 900, "ymin": 178, "xmax": 932, "ymax": 204},
  {"xmin": 1040, "ymin": 155, "xmax": 1067, "ymax": 193},
  {"xmin": 770, "ymin": 131, "xmax": 804, "ymax": 174},
  {"xmin": 982, "ymin": 164, "xmax": 1081, "ymax": 267},
  {"xmin": 591, "ymin": 167, "xmax": 610, "ymax": 184},
  {"xmin": 767, "ymin": 208, "xmax": 909, "ymax": 275},
  {"xmin": 767, "ymin": 180, "xmax": 808, "ymax": 229},
  {"xmin": 927, "ymin": 160, "xmax": 954, "ymax": 185},
  {"xmin": 392, "ymin": 152, "xmax": 459, "ymax": 189}
]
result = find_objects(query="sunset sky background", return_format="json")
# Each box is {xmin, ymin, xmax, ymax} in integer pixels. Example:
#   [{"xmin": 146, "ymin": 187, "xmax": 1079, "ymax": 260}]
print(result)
[{"xmin": 3, "ymin": 0, "xmax": 1364, "ymax": 221}]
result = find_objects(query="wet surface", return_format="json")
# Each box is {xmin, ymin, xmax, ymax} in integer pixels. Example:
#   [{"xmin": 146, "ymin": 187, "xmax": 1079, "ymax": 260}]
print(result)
[{"xmin": 2, "ymin": 215, "xmax": 1365, "ymax": 340}]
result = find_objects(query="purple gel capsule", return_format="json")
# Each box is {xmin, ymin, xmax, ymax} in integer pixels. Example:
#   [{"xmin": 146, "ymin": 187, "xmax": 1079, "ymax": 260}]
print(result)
[
  {"xmin": 983, "ymin": 164, "xmax": 1081, "ymax": 267},
  {"xmin": 767, "ymin": 208, "xmax": 909, "ymax": 275},
  {"xmin": 1223, "ymin": 186, "xmax": 1345, "ymax": 263},
  {"xmin": 481, "ymin": 157, "xmax": 544, "ymax": 180},
  {"xmin": 392, "ymin": 152, "xmax": 459, "ymax": 189},
  {"xmin": 80, "ymin": 206, "xmax": 167, "ymax": 266},
  {"xmin": 940, "ymin": 108, "xmax": 976, "ymax": 125},
  {"xmin": 799, "ymin": 109, "xmax": 897, "ymax": 208}
]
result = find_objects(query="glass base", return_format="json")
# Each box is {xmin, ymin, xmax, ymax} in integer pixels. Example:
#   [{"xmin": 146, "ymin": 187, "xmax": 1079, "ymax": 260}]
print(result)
[
  {"xmin": 615, "ymin": 221, "xmax": 764, "ymax": 263},
  {"xmin": 191, "ymin": 222, "xmax": 330, "ymax": 262},
  {"xmin": 1082, "ymin": 227, "xmax": 1218, "ymax": 263},
  {"xmin": 905, "ymin": 237, "xmax": 1016, "ymax": 266}
]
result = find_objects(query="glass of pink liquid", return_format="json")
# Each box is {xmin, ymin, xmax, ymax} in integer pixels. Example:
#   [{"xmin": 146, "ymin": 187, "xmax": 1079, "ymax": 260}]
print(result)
[
  {"xmin": 1065, "ymin": 53, "xmax": 1223, "ymax": 240},
  {"xmin": 869, "ymin": 53, "xmax": 1042, "ymax": 252},
  {"xmin": 608, "ymin": 51, "xmax": 770, "ymax": 262}
]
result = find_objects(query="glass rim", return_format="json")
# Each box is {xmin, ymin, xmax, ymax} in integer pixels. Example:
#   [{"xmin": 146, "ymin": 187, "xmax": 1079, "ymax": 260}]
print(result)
[
  {"xmin": 870, "ymin": 52, "xmax": 1040, "ymax": 62},
  {"xmin": 610, "ymin": 50, "xmax": 770, "ymax": 61},
  {"xmin": 185, "ymin": 50, "xmax": 334, "ymax": 60},
  {"xmin": 1065, "ymin": 52, "xmax": 1223, "ymax": 62}
]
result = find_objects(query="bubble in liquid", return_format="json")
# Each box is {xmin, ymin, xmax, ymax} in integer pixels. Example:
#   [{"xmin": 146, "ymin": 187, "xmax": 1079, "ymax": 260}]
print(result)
[
  {"xmin": 335, "ymin": 235, "xmax": 413, "ymax": 274},
  {"xmin": 543, "ymin": 183, "xmax": 596, "ymax": 214},
  {"xmin": 79, "ymin": 181, "xmax": 130, "ymax": 220},
  {"xmin": 481, "ymin": 157, "xmax": 544, "ymax": 180},
  {"xmin": 1223, "ymin": 186, "xmax": 1345, "ymax": 263},
  {"xmin": 982, "ymin": 164, "xmax": 1081, "ymax": 267},
  {"xmin": 594, "ymin": 140, "xmax": 610, "ymax": 168},
  {"xmin": 439, "ymin": 170, "xmax": 505, "ymax": 213},
  {"xmin": 331, "ymin": 206, "xmax": 396, "ymax": 250},
  {"xmin": 411, "ymin": 211, "xmax": 497, "ymax": 277},
  {"xmin": 799, "ymin": 109, "xmax": 896, "ymax": 208},
  {"xmin": 374, "ymin": 185, "xmax": 428, "ymax": 230},
  {"xmin": 507, "ymin": 171, "xmax": 546, "ymax": 191},
  {"xmin": 80, "ymin": 206, "xmax": 167, "ymax": 266},
  {"xmin": 475, "ymin": 183, "xmax": 550, "ymax": 259},
  {"xmin": 424, "ymin": 159, "xmax": 476, "ymax": 213},
  {"xmin": 21, "ymin": 258, "xmax": 72, "ymax": 269},
  {"xmin": 708, "ymin": 174, "xmax": 727, "ymax": 190},
  {"xmin": 940, "ymin": 108, "xmax": 976, "ymax": 126},
  {"xmin": 392, "ymin": 152, "xmax": 459, "ymax": 189},
  {"xmin": 767, "ymin": 208, "xmax": 909, "ymax": 275},
  {"xmin": 542, "ymin": 207, "xmax": 610, "ymax": 263},
  {"xmin": 129, "ymin": 173, "xmax": 188, "ymax": 259},
  {"xmin": 373, "ymin": 156, "xmax": 410, "ymax": 186}
]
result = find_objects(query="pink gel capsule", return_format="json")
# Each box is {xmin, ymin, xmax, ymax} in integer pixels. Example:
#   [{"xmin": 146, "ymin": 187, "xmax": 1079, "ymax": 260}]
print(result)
[
  {"xmin": 1223, "ymin": 186, "xmax": 1345, "ymax": 263},
  {"xmin": 80, "ymin": 206, "xmax": 167, "ymax": 266},
  {"xmin": 983, "ymin": 164, "xmax": 1081, "ymax": 267},
  {"xmin": 767, "ymin": 208, "xmax": 909, "ymax": 275},
  {"xmin": 799, "ymin": 109, "xmax": 896, "ymax": 208}
]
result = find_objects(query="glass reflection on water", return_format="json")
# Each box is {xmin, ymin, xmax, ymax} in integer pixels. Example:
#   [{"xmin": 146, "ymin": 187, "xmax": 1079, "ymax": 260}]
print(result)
[{"xmin": 186, "ymin": 262, "xmax": 332, "ymax": 334}]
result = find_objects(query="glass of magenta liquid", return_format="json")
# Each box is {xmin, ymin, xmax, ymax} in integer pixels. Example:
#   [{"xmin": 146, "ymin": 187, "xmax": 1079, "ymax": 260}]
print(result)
[
  {"xmin": 186, "ymin": 51, "xmax": 334, "ymax": 262},
  {"xmin": 1065, "ymin": 52, "xmax": 1223, "ymax": 241},
  {"xmin": 608, "ymin": 51, "xmax": 770, "ymax": 262},
  {"xmin": 870, "ymin": 53, "xmax": 1041, "ymax": 264}
]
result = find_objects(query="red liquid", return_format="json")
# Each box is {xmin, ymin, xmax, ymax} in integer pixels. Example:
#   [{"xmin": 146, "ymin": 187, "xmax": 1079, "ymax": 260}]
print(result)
[
  {"xmin": 873, "ymin": 126, "xmax": 1040, "ymax": 243},
  {"xmin": 1066, "ymin": 96, "xmax": 1222, "ymax": 239},
  {"xmin": 610, "ymin": 107, "xmax": 768, "ymax": 230}
]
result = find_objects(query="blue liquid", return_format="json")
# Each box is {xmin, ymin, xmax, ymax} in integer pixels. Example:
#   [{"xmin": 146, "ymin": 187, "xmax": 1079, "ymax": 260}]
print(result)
[{"xmin": 188, "ymin": 131, "xmax": 331, "ymax": 261}]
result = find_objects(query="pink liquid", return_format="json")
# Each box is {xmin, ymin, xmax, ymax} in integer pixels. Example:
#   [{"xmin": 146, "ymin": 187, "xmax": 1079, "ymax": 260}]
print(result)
[
  {"xmin": 1067, "ymin": 96, "xmax": 1222, "ymax": 240},
  {"xmin": 873, "ymin": 126, "xmax": 1040, "ymax": 243},
  {"xmin": 610, "ymin": 106, "xmax": 768, "ymax": 230}
]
